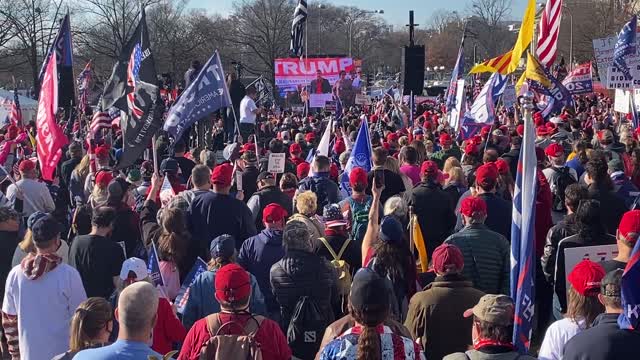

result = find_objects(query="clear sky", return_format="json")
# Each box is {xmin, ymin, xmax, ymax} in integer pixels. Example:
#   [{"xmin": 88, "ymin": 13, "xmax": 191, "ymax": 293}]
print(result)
[{"xmin": 190, "ymin": 0, "xmax": 529, "ymax": 27}]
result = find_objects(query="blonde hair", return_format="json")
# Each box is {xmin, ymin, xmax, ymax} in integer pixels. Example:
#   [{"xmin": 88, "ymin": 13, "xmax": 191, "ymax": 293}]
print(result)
[
  {"xmin": 18, "ymin": 229, "xmax": 35, "ymax": 253},
  {"xmin": 443, "ymin": 157, "xmax": 461, "ymax": 173},
  {"xmin": 74, "ymin": 155, "xmax": 91, "ymax": 180},
  {"xmin": 69, "ymin": 297, "xmax": 112, "ymax": 352},
  {"xmin": 90, "ymin": 185, "xmax": 109, "ymax": 206},
  {"xmin": 385, "ymin": 156, "xmax": 400, "ymax": 174},
  {"xmin": 295, "ymin": 191, "xmax": 317, "ymax": 216},
  {"xmin": 446, "ymin": 166, "xmax": 466, "ymax": 186}
]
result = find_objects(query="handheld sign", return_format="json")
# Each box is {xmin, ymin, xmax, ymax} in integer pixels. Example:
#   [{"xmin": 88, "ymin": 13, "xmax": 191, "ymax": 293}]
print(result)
[
  {"xmin": 268, "ymin": 153, "xmax": 286, "ymax": 173},
  {"xmin": 563, "ymin": 244, "xmax": 618, "ymax": 282}
]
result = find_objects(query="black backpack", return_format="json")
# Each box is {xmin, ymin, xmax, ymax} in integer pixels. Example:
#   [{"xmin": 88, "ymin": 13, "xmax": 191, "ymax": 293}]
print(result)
[
  {"xmin": 286, "ymin": 296, "xmax": 327, "ymax": 359},
  {"xmin": 551, "ymin": 166, "xmax": 576, "ymax": 212}
]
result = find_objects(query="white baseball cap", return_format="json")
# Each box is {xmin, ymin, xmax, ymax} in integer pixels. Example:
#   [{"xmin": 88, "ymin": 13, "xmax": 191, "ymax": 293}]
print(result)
[{"xmin": 119, "ymin": 257, "xmax": 148, "ymax": 281}]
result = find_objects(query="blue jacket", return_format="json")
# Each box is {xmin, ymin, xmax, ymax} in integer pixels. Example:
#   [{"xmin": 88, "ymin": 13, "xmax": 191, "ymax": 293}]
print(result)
[
  {"xmin": 181, "ymin": 267, "xmax": 266, "ymax": 330},
  {"xmin": 611, "ymin": 171, "xmax": 638, "ymax": 209},
  {"xmin": 237, "ymin": 229, "xmax": 285, "ymax": 313}
]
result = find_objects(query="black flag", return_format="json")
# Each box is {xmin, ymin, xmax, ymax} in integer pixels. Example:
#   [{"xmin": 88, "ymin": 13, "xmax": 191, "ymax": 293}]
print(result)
[
  {"xmin": 102, "ymin": 8, "xmax": 161, "ymax": 169},
  {"xmin": 40, "ymin": 13, "xmax": 74, "ymax": 110}
]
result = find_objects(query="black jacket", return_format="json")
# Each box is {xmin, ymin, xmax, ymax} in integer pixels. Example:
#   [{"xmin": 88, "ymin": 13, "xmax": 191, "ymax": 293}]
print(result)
[
  {"xmin": 250, "ymin": 185, "xmax": 293, "ymax": 231},
  {"xmin": 367, "ymin": 169, "xmax": 406, "ymax": 206},
  {"xmin": 298, "ymin": 175, "xmax": 341, "ymax": 215},
  {"xmin": 501, "ymin": 148, "xmax": 520, "ymax": 178},
  {"xmin": 404, "ymin": 182, "xmax": 456, "ymax": 256},
  {"xmin": 270, "ymin": 249, "xmax": 338, "ymax": 331},
  {"xmin": 588, "ymin": 184, "xmax": 627, "ymax": 235},
  {"xmin": 239, "ymin": 165, "xmax": 260, "ymax": 201},
  {"xmin": 228, "ymin": 79, "xmax": 246, "ymax": 109},
  {"xmin": 563, "ymin": 313, "xmax": 640, "ymax": 360},
  {"xmin": 541, "ymin": 214, "xmax": 578, "ymax": 283}
]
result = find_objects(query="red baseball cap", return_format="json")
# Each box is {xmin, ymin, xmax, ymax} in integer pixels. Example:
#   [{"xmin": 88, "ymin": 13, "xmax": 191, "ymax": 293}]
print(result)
[
  {"xmin": 439, "ymin": 133, "xmax": 452, "ymax": 145},
  {"xmin": 289, "ymin": 143, "xmax": 302, "ymax": 154},
  {"xmin": 618, "ymin": 210, "xmax": 640, "ymax": 244},
  {"xmin": 421, "ymin": 160, "xmax": 439, "ymax": 175},
  {"xmin": 211, "ymin": 163, "xmax": 233, "ymax": 186},
  {"xmin": 215, "ymin": 264, "xmax": 251, "ymax": 303},
  {"xmin": 476, "ymin": 163, "xmax": 499, "ymax": 188},
  {"xmin": 95, "ymin": 171, "xmax": 113, "ymax": 188},
  {"xmin": 296, "ymin": 162, "xmax": 310, "ymax": 179},
  {"xmin": 545, "ymin": 143, "xmax": 564, "ymax": 158},
  {"xmin": 18, "ymin": 159, "xmax": 35, "ymax": 172},
  {"xmin": 370, "ymin": 114, "xmax": 379, "ymax": 122},
  {"xmin": 460, "ymin": 196, "xmax": 488, "ymax": 217},
  {"xmin": 262, "ymin": 203, "xmax": 288, "ymax": 223},
  {"xmin": 464, "ymin": 143, "xmax": 479, "ymax": 156},
  {"xmin": 432, "ymin": 244, "xmax": 464, "ymax": 274},
  {"xmin": 386, "ymin": 133, "xmax": 399, "ymax": 142},
  {"xmin": 568, "ymin": 260, "xmax": 605, "ymax": 296},
  {"xmin": 333, "ymin": 140, "xmax": 346, "ymax": 154},
  {"xmin": 536, "ymin": 126, "xmax": 549, "ymax": 136},
  {"xmin": 481, "ymin": 126, "xmax": 491, "ymax": 137},
  {"xmin": 95, "ymin": 145, "xmax": 109, "ymax": 160},
  {"xmin": 516, "ymin": 124, "xmax": 525, "ymax": 137},
  {"xmin": 349, "ymin": 167, "xmax": 368, "ymax": 186},
  {"xmin": 305, "ymin": 132, "xmax": 316, "ymax": 142},
  {"xmin": 495, "ymin": 158, "xmax": 509, "ymax": 175}
]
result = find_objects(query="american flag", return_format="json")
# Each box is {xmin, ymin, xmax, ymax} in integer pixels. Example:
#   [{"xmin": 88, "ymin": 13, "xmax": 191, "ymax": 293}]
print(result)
[
  {"xmin": 510, "ymin": 96, "xmax": 537, "ymax": 353},
  {"xmin": 90, "ymin": 110, "xmax": 112, "ymax": 137},
  {"xmin": 9, "ymin": 87, "xmax": 22, "ymax": 127},
  {"xmin": 290, "ymin": 0, "xmax": 307, "ymax": 57},
  {"xmin": 127, "ymin": 43, "xmax": 144, "ymax": 119},
  {"xmin": 77, "ymin": 60, "xmax": 92, "ymax": 115},
  {"xmin": 536, "ymin": 0, "xmax": 562, "ymax": 68}
]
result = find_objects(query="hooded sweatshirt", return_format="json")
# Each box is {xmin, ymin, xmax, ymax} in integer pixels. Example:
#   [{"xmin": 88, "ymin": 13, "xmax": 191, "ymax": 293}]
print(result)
[{"xmin": 2, "ymin": 253, "xmax": 86, "ymax": 360}]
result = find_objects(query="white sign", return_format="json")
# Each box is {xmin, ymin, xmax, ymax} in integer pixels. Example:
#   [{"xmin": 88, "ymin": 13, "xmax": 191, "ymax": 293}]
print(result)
[
  {"xmin": 502, "ymin": 84, "xmax": 517, "ymax": 108},
  {"xmin": 267, "ymin": 153, "xmax": 286, "ymax": 173},
  {"xmin": 615, "ymin": 89, "xmax": 631, "ymax": 113},
  {"xmin": 235, "ymin": 170, "xmax": 243, "ymax": 191},
  {"xmin": 449, "ymin": 79, "xmax": 466, "ymax": 132},
  {"xmin": 355, "ymin": 94, "xmax": 371, "ymax": 105},
  {"xmin": 606, "ymin": 64, "xmax": 640, "ymax": 89},
  {"xmin": 593, "ymin": 32, "xmax": 640, "ymax": 87},
  {"xmin": 564, "ymin": 244, "xmax": 618, "ymax": 282},
  {"xmin": 309, "ymin": 93, "xmax": 333, "ymax": 108}
]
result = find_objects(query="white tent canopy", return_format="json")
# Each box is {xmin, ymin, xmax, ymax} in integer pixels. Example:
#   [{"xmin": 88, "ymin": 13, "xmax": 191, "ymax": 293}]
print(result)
[{"xmin": 0, "ymin": 89, "xmax": 38, "ymax": 126}]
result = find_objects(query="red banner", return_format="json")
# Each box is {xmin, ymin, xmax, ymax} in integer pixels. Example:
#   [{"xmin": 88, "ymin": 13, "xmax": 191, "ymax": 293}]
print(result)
[{"xmin": 37, "ymin": 52, "xmax": 68, "ymax": 181}]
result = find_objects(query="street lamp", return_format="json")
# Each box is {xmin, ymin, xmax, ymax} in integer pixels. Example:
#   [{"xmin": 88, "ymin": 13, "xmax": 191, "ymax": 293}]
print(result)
[
  {"xmin": 563, "ymin": 4, "xmax": 574, "ymax": 71},
  {"xmin": 346, "ymin": 9, "xmax": 384, "ymax": 58}
]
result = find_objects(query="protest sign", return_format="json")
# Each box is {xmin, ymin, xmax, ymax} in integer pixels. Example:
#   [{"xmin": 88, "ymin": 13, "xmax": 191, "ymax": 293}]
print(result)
[
  {"xmin": 562, "ymin": 63, "xmax": 593, "ymax": 94},
  {"xmin": 502, "ymin": 84, "xmax": 517, "ymax": 108},
  {"xmin": 606, "ymin": 64, "xmax": 640, "ymax": 89},
  {"xmin": 564, "ymin": 245, "xmax": 618, "ymax": 282},
  {"xmin": 309, "ymin": 93, "xmax": 332, "ymax": 108},
  {"xmin": 615, "ymin": 89, "xmax": 631, "ymax": 113},
  {"xmin": 355, "ymin": 94, "xmax": 371, "ymax": 105},
  {"xmin": 268, "ymin": 153, "xmax": 286, "ymax": 173}
]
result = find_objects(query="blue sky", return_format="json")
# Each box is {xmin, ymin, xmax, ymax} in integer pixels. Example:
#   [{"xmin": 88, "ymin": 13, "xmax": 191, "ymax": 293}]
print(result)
[{"xmin": 190, "ymin": 0, "xmax": 529, "ymax": 27}]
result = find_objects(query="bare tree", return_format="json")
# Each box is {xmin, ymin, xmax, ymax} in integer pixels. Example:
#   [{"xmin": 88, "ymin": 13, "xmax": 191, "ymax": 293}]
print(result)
[{"xmin": 469, "ymin": 0, "xmax": 512, "ymax": 27}]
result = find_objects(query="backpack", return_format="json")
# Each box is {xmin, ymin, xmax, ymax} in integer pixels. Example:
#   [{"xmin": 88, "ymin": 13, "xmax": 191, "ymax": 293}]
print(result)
[
  {"xmin": 286, "ymin": 296, "xmax": 327, "ymax": 359},
  {"xmin": 318, "ymin": 237, "xmax": 352, "ymax": 312},
  {"xmin": 198, "ymin": 313, "xmax": 264, "ymax": 360},
  {"xmin": 550, "ymin": 166, "xmax": 576, "ymax": 212},
  {"xmin": 347, "ymin": 196, "xmax": 372, "ymax": 243}
]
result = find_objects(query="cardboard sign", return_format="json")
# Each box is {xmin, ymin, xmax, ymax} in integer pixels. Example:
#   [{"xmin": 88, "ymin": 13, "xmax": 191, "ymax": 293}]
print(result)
[
  {"xmin": 235, "ymin": 170, "xmax": 243, "ymax": 191},
  {"xmin": 355, "ymin": 94, "xmax": 371, "ymax": 105},
  {"xmin": 502, "ymin": 84, "xmax": 517, "ymax": 108},
  {"xmin": 267, "ymin": 153, "xmax": 286, "ymax": 173},
  {"xmin": 606, "ymin": 64, "xmax": 640, "ymax": 89},
  {"xmin": 564, "ymin": 244, "xmax": 618, "ymax": 282}
]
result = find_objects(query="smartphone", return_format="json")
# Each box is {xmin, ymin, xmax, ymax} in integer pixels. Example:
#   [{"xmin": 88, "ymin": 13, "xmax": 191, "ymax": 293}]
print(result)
[{"xmin": 373, "ymin": 169, "xmax": 385, "ymax": 188}]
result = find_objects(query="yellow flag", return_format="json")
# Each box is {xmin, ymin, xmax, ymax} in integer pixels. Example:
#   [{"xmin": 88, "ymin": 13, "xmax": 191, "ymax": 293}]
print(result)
[
  {"xmin": 469, "ymin": 0, "xmax": 536, "ymax": 74},
  {"xmin": 523, "ymin": 52, "xmax": 552, "ymax": 88},
  {"xmin": 412, "ymin": 215, "xmax": 429, "ymax": 273}
]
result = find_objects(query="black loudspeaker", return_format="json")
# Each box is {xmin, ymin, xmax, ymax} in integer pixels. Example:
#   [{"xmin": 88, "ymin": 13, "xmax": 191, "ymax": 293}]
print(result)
[{"xmin": 402, "ymin": 45, "xmax": 425, "ymax": 95}]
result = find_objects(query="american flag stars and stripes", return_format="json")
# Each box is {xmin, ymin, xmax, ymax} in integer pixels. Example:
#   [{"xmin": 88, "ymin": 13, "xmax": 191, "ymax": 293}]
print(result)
[
  {"xmin": 127, "ymin": 43, "xmax": 144, "ymax": 119},
  {"xmin": 77, "ymin": 61, "xmax": 92, "ymax": 115},
  {"xmin": 290, "ymin": 0, "xmax": 307, "ymax": 57},
  {"xmin": 90, "ymin": 110, "xmax": 112, "ymax": 138},
  {"xmin": 536, "ymin": 0, "xmax": 562, "ymax": 68}
]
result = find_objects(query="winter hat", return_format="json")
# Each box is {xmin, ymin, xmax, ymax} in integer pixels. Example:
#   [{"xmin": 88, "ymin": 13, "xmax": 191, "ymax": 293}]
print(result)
[{"xmin": 432, "ymin": 243, "xmax": 464, "ymax": 274}]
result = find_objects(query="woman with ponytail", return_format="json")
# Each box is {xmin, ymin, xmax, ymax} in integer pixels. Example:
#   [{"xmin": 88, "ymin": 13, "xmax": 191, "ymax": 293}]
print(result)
[
  {"xmin": 319, "ymin": 268, "xmax": 425, "ymax": 360},
  {"xmin": 52, "ymin": 297, "xmax": 113, "ymax": 360}
]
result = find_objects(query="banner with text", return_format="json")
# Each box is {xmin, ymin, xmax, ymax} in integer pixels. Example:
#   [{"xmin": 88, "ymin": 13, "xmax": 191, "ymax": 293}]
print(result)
[
  {"xmin": 562, "ymin": 62, "xmax": 594, "ymax": 94},
  {"xmin": 593, "ymin": 32, "xmax": 640, "ymax": 88}
]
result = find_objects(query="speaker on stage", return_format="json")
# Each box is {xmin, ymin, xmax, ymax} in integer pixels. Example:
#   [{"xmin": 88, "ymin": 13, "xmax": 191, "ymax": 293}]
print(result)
[{"xmin": 402, "ymin": 45, "xmax": 425, "ymax": 95}]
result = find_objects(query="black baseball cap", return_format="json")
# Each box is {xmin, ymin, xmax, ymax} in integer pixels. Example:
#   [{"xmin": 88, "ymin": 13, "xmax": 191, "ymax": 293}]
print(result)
[
  {"xmin": 350, "ymin": 268, "xmax": 390, "ymax": 312},
  {"xmin": 257, "ymin": 172, "xmax": 275, "ymax": 183},
  {"xmin": 601, "ymin": 269, "xmax": 623, "ymax": 298},
  {"xmin": 31, "ymin": 215, "xmax": 61, "ymax": 244}
]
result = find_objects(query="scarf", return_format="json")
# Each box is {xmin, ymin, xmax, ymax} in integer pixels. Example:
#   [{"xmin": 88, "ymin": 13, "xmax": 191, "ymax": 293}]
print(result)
[{"xmin": 21, "ymin": 252, "xmax": 62, "ymax": 280}]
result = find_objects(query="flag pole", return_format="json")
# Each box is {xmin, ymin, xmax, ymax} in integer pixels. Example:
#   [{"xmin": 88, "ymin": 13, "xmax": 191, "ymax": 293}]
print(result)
[{"xmin": 152, "ymin": 135, "xmax": 159, "ymax": 176}]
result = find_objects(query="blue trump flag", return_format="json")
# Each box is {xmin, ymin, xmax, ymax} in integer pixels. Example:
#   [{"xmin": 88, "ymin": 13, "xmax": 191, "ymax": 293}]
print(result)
[
  {"xmin": 619, "ymin": 228, "xmax": 640, "ymax": 329},
  {"xmin": 174, "ymin": 257, "xmax": 208, "ymax": 314},
  {"xmin": 614, "ymin": 15, "xmax": 638, "ymax": 81},
  {"xmin": 446, "ymin": 34, "xmax": 465, "ymax": 112},
  {"xmin": 147, "ymin": 241, "xmax": 164, "ymax": 287},
  {"xmin": 510, "ymin": 99, "xmax": 537, "ymax": 353},
  {"xmin": 492, "ymin": 74, "xmax": 508, "ymax": 104},
  {"xmin": 340, "ymin": 120, "xmax": 372, "ymax": 197},
  {"xmin": 164, "ymin": 51, "xmax": 231, "ymax": 140}
]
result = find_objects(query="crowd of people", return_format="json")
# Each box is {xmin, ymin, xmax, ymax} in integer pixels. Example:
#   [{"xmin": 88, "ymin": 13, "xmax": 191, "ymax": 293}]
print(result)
[{"xmin": 0, "ymin": 72, "xmax": 639, "ymax": 360}]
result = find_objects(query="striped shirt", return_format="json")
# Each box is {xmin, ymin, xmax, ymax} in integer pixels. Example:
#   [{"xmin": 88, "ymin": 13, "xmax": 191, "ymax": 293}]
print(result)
[{"xmin": 319, "ymin": 325, "xmax": 425, "ymax": 360}]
